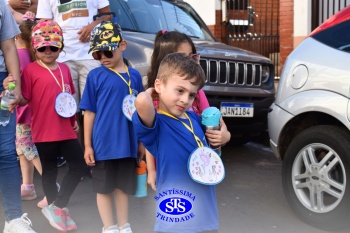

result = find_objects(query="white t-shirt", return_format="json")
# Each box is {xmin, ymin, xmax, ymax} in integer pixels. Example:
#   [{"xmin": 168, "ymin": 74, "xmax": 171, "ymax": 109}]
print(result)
[{"xmin": 36, "ymin": 0, "xmax": 109, "ymax": 62}]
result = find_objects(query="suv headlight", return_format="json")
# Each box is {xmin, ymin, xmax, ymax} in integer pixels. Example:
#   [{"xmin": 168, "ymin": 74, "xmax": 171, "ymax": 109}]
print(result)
[{"xmin": 261, "ymin": 66, "xmax": 270, "ymax": 83}]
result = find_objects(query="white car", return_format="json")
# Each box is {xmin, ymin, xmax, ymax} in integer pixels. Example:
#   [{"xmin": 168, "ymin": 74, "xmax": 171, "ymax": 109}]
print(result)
[{"xmin": 268, "ymin": 5, "xmax": 350, "ymax": 231}]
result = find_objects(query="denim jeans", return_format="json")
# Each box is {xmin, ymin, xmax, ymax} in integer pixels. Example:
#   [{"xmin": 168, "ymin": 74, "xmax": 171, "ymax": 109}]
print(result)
[{"xmin": 0, "ymin": 71, "xmax": 22, "ymax": 222}]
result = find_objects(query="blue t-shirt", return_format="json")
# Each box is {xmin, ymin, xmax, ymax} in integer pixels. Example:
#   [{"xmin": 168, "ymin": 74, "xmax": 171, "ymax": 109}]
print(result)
[
  {"xmin": 132, "ymin": 111, "xmax": 219, "ymax": 233},
  {"xmin": 80, "ymin": 65, "xmax": 144, "ymax": 161}
]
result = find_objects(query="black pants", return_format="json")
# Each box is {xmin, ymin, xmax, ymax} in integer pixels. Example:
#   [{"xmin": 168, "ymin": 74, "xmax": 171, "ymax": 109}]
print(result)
[{"xmin": 36, "ymin": 139, "xmax": 86, "ymax": 208}]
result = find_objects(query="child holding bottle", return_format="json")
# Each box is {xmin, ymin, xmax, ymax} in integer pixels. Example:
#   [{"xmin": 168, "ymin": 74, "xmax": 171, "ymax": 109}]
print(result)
[
  {"xmin": 146, "ymin": 30, "xmax": 211, "ymax": 191},
  {"xmin": 133, "ymin": 53, "xmax": 231, "ymax": 233}
]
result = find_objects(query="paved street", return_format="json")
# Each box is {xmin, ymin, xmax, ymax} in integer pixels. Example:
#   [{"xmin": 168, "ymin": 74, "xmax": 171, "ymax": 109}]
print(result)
[{"xmin": 1, "ymin": 142, "xmax": 348, "ymax": 233}]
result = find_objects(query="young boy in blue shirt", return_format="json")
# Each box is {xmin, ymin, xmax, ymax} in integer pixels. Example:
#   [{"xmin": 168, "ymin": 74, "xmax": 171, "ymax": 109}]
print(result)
[
  {"xmin": 132, "ymin": 53, "xmax": 231, "ymax": 233},
  {"xmin": 79, "ymin": 21, "xmax": 144, "ymax": 233}
]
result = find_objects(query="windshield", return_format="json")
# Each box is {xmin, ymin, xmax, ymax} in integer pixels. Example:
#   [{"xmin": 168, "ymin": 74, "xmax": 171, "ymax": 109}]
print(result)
[{"xmin": 109, "ymin": 0, "xmax": 215, "ymax": 41}]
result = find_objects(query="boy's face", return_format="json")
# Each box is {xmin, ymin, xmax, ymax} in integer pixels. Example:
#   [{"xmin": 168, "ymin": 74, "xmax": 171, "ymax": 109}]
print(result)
[
  {"xmin": 93, "ymin": 40, "xmax": 126, "ymax": 69},
  {"xmin": 155, "ymin": 74, "xmax": 199, "ymax": 118}
]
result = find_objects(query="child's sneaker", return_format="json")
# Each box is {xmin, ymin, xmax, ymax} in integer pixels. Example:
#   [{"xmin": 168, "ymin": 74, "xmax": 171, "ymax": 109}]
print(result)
[
  {"xmin": 41, "ymin": 204, "xmax": 66, "ymax": 232},
  {"xmin": 21, "ymin": 184, "xmax": 37, "ymax": 200},
  {"xmin": 119, "ymin": 223, "xmax": 132, "ymax": 233},
  {"xmin": 62, "ymin": 207, "xmax": 77, "ymax": 231},
  {"xmin": 37, "ymin": 182, "xmax": 60, "ymax": 208},
  {"xmin": 102, "ymin": 225, "xmax": 119, "ymax": 233},
  {"xmin": 3, "ymin": 213, "xmax": 37, "ymax": 233}
]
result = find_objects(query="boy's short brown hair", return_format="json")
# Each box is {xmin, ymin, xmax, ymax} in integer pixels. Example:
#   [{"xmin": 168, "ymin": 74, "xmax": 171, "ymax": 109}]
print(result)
[{"xmin": 157, "ymin": 53, "xmax": 206, "ymax": 90}]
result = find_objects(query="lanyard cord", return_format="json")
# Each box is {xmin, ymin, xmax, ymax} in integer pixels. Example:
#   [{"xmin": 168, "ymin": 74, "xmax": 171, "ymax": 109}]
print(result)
[
  {"xmin": 39, "ymin": 60, "xmax": 65, "ymax": 92},
  {"xmin": 158, "ymin": 110, "xmax": 204, "ymax": 148},
  {"xmin": 109, "ymin": 66, "xmax": 132, "ymax": 95}
]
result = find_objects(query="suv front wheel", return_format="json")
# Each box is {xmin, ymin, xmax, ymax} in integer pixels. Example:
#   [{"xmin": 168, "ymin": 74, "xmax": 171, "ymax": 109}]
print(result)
[{"xmin": 282, "ymin": 125, "xmax": 350, "ymax": 231}]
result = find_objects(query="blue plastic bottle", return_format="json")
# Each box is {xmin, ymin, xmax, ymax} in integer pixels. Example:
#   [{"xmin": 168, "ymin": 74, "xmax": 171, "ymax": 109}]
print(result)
[{"xmin": 135, "ymin": 160, "xmax": 147, "ymax": 198}]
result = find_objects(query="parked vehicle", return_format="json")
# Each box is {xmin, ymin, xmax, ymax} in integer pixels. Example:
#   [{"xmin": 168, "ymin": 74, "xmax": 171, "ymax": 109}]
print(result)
[
  {"xmin": 268, "ymin": 6, "xmax": 350, "ymax": 231},
  {"xmin": 108, "ymin": 0, "xmax": 275, "ymax": 143}
]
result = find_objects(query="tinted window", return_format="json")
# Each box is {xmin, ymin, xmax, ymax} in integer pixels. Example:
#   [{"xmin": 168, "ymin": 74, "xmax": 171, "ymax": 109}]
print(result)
[
  {"xmin": 312, "ymin": 20, "xmax": 350, "ymax": 52},
  {"xmin": 109, "ymin": 0, "xmax": 215, "ymax": 41}
]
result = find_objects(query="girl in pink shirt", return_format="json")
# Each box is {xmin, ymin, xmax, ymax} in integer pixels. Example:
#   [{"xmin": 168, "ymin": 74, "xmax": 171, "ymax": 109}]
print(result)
[{"xmin": 20, "ymin": 19, "xmax": 86, "ymax": 232}]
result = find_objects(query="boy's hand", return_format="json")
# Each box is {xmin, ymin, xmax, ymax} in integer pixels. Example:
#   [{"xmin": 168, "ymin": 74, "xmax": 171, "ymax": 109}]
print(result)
[
  {"xmin": 147, "ymin": 169, "xmax": 157, "ymax": 191},
  {"xmin": 84, "ymin": 147, "xmax": 95, "ymax": 166},
  {"xmin": 205, "ymin": 118, "xmax": 231, "ymax": 147},
  {"xmin": 138, "ymin": 142, "xmax": 145, "ymax": 160}
]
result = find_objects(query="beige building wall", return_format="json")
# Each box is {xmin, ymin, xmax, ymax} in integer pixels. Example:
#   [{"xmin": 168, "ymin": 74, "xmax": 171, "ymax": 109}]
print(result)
[
  {"xmin": 293, "ymin": 0, "xmax": 311, "ymax": 48},
  {"xmin": 184, "ymin": 0, "xmax": 216, "ymax": 26}
]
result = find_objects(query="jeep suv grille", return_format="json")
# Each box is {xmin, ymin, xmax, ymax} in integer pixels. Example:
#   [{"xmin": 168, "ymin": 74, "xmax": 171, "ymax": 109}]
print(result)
[{"xmin": 199, "ymin": 59, "xmax": 262, "ymax": 86}]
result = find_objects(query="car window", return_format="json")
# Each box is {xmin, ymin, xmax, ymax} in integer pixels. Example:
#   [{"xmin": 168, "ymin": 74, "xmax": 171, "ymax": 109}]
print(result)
[
  {"xmin": 109, "ymin": 0, "xmax": 215, "ymax": 41},
  {"xmin": 312, "ymin": 20, "xmax": 350, "ymax": 52},
  {"xmin": 162, "ymin": 1, "xmax": 204, "ymax": 39}
]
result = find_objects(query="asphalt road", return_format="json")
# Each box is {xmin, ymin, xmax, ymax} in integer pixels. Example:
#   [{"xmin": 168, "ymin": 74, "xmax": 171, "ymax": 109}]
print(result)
[{"xmin": 1, "ymin": 142, "xmax": 348, "ymax": 233}]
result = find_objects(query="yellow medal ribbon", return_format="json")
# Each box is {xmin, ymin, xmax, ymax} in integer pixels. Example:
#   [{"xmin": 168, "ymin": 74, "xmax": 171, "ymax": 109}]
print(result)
[
  {"xmin": 158, "ymin": 110, "xmax": 204, "ymax": 148},
  {"xmin": 109, "ymin": 65, "xmax": 132, "ymax": 95}
]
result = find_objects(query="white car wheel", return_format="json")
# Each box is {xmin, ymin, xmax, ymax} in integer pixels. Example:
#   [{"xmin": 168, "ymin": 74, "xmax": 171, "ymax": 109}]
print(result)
[{"xmin": 282, "ymin": 125, "xmax": 350, "ymax": 231}]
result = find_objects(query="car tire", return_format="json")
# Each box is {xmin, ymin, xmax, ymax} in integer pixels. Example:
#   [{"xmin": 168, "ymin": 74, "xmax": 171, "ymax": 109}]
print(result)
[{"xmin": 282, "ymin": 125, "xmax": 350, "ymax": 231}]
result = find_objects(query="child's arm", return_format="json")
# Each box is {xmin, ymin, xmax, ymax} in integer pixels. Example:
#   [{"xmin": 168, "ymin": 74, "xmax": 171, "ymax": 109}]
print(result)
[
  {"xmin": 205, "ymin": 118, "xmax": 231, "ymax": 147},
  {"xmin": 84, "ymin": 110, "xmax": 96, "ymax": 166},
  {"xmin": 134, "ymin": 88, "xmax": 156, "ymax": 128},
  {"xmin": 145, "ymin": 149, "xmax": 156, "ymax": 191}
]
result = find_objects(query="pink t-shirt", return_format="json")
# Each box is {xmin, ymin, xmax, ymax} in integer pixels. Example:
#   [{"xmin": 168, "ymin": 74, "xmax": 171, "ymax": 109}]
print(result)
[
  {"xmin": 22, "ymin": 61, "xmax": 76, "ymax": 143},
  {"xmin": 191, "ymin": 89, "xmax": 209, "ymax": 115},
  {"xmin": 16, "ymin": 48, "xmax": 32, "ymax": 125}
]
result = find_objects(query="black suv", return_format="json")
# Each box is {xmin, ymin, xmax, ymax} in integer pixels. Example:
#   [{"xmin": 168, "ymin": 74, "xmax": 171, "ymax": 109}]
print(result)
[{"xmin": 109, "ymin": 0, "xmax": 275, "ymax": 143}]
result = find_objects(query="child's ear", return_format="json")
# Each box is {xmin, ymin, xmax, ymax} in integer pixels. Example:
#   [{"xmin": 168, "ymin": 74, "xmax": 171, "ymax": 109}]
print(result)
[
  {"xmin": 154, "ymin": 79, "xmax": 161, "ymax": 93},
  {"xmin": 119, "ymin": 40, "xmax": 127, "ymax": 51}
]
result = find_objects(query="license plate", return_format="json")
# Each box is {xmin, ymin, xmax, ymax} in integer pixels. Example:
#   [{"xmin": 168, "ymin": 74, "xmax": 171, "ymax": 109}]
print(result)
[{"xmin": 220, "ymin": 102, "xmax": 254, "ymax": 117}]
